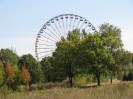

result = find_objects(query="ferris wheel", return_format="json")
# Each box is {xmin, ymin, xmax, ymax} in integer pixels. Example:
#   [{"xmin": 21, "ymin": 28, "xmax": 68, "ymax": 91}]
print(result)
[{"xmin": 35, "ymin": 14, "xmax": 97, "ymax": 61}]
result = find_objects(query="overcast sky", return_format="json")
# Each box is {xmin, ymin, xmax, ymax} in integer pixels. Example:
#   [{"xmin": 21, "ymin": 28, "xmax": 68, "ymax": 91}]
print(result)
[{"xmin": 0, "ymin": 0, "xmax": 133, "ymax": 58}]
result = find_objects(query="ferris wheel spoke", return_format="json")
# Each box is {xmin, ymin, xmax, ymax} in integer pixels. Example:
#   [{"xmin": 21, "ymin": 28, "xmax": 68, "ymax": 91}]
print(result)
[
  {"xmin": 39, "ymin": 34, "xmax": 57, "ymax": 43},
  {"xmin": 42, "ymin": 30, "xmax": 59, "ymax": 41},
  {"xmin": 53, "ymin": 21, "xmax": 62, "ymax": 37},
  {"xmin": 76, "ymin": 19, "xmax": 81, "ymax": 29},
  {"xmin": 38, "ymin": 39, "xmax": 56, "ymax": 44},
  {"xmin": 72, "ymin": 17, "xmax": 76, "ymax": 31},
  {"xmin": 37, "ymin": 50, "xmax": 55, "ymax": 54},
  {"xmin": 84, "ymin": 24, "xmax": 90, "ymax": 31},
  {"xmin": 86, "ymin": 27, "xmax": 93, "ymax": 33},
  {"xmin": 70, "ymin": 15, "xmax": 74, "ymax": 32},
  {"xmin": 38, "ymin": 47, "xmax": 55, "ymax": 49},
  {"xmin": 65, "ymin": 16, "xmax": 69, "ymax": 35},
  {"xmin": 38, "ymin": 43, "xmax": 55, "ymax": 46},
  {"xmin": 49, "ymin": 23, "xmax": 61, "ymax": 40},
  {"xmin": 61, "ymin": 18, "xmax": 67, "ymax": 37},
  {"xmin": 69, "ymin": 17, "xmax": 72, "ymax": 32},
  {"xmin": 57, "ymin": 19, "xmax": 64, "ymax": 37},
  {"xmin": 45, "ymin": 27, "xmax": 60, "ymax": 41},
  {"xmin": 79, "ymin": 20, "xmax": 87, "ymax": 30}
]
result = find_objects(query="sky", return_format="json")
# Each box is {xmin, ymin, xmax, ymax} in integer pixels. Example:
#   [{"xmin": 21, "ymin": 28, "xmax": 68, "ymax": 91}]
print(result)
[{"xmin": 0, "ymin": 0, "xmax": 133, "ymax": 58}]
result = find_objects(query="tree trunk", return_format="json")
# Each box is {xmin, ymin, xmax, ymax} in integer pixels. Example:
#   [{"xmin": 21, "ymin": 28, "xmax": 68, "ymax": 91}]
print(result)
[
  {"xmin": 69, "ymin": 76, "xmax": 73, "ymax": 87},
  {"xmin": 110, "ymin": 74, "xmax": 113, "ymax": 84},
  {"xmin": 97, "ymin": 76, "xmax": 100, "ymax": 86},
  {"xmin": 95, "ymin": 71, "xmax": 100, "ymax": 86}
]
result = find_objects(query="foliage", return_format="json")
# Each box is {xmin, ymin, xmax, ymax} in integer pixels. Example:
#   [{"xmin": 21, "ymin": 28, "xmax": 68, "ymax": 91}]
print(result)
[
  {"xmin": 99, "ymin": 23, "xmax": 132, "ymax": 84},
  {"xmin": 37, "ymin": 82, "xmax": 44, "ymax": 90},
  {"xmin": 114, "ymin": 50, "xmax": 132, "ymax": 80},
  {"xmin": 0, "ymin": 48, "xmax": 19, "ymax": 66},
  {"xmin": 80, "ymin": 32, "xmax": 114, "ymax": 86},
  {"xmin": 5, "ymin": 60, "xmax": 15, "ymax": 89},
  {"xmin": 21, "ymin": 66, "xmax": 31, "ymax": 85},
  {"xmin": 0, "ymin": 61, "xmax": 5, "ymax": 87},
  {"xmin": 41, "ymin": 57, "xmax": 66, "ymax": 82},
  {"xmin": 40, "ymin": 24, "xmax": 132, "ymax": 86},
  {"xmin": 18, "ymin": 54, "xmax": 44, "ymax": 84},
  {"xmin": 53, "ymin": 29, "xmax": 82, "ymax": 87},
  {"xmin": 74, "ymin": 74, "xmax": 94, "ymax": 86},
  {"xmin": 5, "ymin": 60, "xmax": 21, "ymax": 90},
  {"xmin": 12, "ymin": 65, "xmax": 22, "ymax": 90}
]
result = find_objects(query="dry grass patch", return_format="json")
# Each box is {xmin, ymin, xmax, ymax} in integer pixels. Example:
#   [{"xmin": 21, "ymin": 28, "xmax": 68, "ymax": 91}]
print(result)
[{"xmin": 0, "ymin": 82, "xmax": 133, "ymax": 99}]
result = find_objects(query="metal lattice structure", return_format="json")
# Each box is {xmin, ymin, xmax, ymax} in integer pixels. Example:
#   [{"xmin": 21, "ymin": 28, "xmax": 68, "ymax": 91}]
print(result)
[{"xmin": 35, "ymin": 14, "xmax": 97, "ymax": 61}]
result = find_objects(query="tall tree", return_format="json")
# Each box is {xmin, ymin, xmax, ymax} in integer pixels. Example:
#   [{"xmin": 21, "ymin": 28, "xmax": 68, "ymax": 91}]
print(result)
[
  {"xmin": 53, "ymin": 30, "xmax": 81, "ymax": 87},
  {"xmin": 100, "ymin": 23, "xmax": 124, "ymax": 84},
  {"xmin": 5, "ymin": 60, "xmax": 15, "ymax": 89},
  {"xmin": 80, "ymin": 32, "xmax": 114, "ymax": 86},
  {"xmin": 18, "ymin": 54, "xmax": 44, "ymax": 84},
  {"xmin": 21, "ymin": 66, "xmax": 31, "ymax": 85}
]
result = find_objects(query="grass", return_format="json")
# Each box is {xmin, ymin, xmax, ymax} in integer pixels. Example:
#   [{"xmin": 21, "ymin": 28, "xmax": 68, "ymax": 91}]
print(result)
[{"xmin": 0, "ymin": 82, "xmax": 133, "ymax": 99}]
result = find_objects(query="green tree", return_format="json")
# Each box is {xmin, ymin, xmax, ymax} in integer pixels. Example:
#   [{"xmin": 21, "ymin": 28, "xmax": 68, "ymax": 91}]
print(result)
[
  {"xmin": 99, "ymin": 23, "xmax": 133, "ymax": 83},
  {"xmin": 0, "ymin": 60, "xmax": 5, "ymax": 87},
  {"xmin": 41, "ymin": 56, "xmax": 66, "ymax": 82},
  {"xmin": 18, "ymin": 54, "xmax": 44, "ymax": 84},
  {"xmin": 99, "ymin": 23, "xmax": 123, "ymax": 84},
  {"xmin": 0, "ymin": 48, "xmax": 19, "ymax": 66},
  {"xmin": 114, "ymin": 50, "xmax": 132, "ymax": 80},
  {"xmin": 12, "ymin": 65, "xmax": 21, "ymax": 89},
  {"xmin": 53, "ymin": 30, "xmax": 82, "ymax": 87},
  {"xmin": 80, "ymin": 32, "xmax": 113, "ymax": 86}
]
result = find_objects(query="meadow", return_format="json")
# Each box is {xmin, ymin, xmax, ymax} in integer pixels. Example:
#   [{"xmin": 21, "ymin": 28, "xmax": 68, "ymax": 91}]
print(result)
[{"xmin": 0, "ymin": 81, "xmax": 133, "ymax": 99}]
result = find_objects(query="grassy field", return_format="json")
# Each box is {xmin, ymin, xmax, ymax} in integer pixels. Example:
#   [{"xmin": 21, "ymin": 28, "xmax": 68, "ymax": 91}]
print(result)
[{"xmin": 0, "ymin": 82, "xmax": 133, "ymax": 99}]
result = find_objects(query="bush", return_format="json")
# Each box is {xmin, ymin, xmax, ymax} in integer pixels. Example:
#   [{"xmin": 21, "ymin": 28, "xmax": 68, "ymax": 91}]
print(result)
[
  {"xmin": 37, "ymin": 82, "xmax": 44, "ymax": 90},
  {"xmin": 123, "ymin": 73, "xmax": 133, "ymax": 81}
]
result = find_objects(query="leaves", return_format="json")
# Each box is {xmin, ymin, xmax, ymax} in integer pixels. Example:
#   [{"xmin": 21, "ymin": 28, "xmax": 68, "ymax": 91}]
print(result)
[
  {"xmin": 21, "ymin": 66, "xmax": 31, "ymax": 85},
  {"xmin": 18, "ymin": 54, "xmax": 44, "ymax": 84},
  {"xmin": 0, "ymin": 48, "xmax": 19, "ymax": 66},
  {"xmin": 5, "ymin": 60, "xmax": 15, "ymax": 84},
  {"xmin": 0, "ymin": 60, "xmax": 5, "ymax": 86}
]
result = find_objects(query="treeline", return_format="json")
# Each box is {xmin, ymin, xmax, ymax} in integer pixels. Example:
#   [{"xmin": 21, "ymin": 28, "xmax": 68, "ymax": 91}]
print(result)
[
  {"xmin": 0, "ymin": 49, "xmax": 44, "ymax": 90},
  {"xmin": 0, "ymin": 23, "xmax": 133, "ymax": 90}
]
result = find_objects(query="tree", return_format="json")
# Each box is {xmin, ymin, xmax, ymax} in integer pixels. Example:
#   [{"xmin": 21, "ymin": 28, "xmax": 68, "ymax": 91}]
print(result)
[
  {"xmin": 0, "ymin": 60, "xmax": 5, "ymax": 87},
  {"xmin": 21, "ymin": 66, "xmax": 31, "ymax": 85},
  {"xmin": 80, "ymin": 32, "xmax": 114, "ymax": 86},
  {"xmin": 0, "ymin": 48, "xmax": 19, "ymax": 66},
  {"xmin": 18, "ymin": 54, "xmax": 44, "ymax": 84},
  {"xmin": 41, "ymin": 56, "xmax": 66, "ymax": 82},
  {"xmin": 5, "ymin": 60, "xmax": 15, "ymax": 89},
  {"xmin": 4, "ymin": 59, "xmax": 22, "ymax": 90},
  {"xmin": 12, "ymin": 65, "xmax": 21, "ymax": 88},
  {"xmin": 114, "ymin": 50, "xmax": 132, "ymax": 80},
  {"xmin": 53, "ymin": 30, "xmax": 82, "ymax": 87},
  {"xmin": 96, "ymin": 23, "xmax": 132, "ymax": 84},
  {"xmin": 99, "ymin": 23, "xmax": 123, "ymax": 84}
]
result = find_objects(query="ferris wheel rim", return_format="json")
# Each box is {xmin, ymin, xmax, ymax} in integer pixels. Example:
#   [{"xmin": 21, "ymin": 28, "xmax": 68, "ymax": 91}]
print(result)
[{"xmin": 35, "ymin": 14, "xmax": 97, "ymax": 61}]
